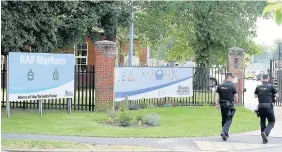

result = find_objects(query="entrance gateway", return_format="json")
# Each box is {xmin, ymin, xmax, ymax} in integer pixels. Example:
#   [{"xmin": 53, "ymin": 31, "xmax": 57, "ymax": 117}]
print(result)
[
  {"xmin": 228, "ymin": 48, "xmax": 245, "ymax": 105},
  {"xmin": 270, "ymin": 60, "xmax": 282, "ymax": 106},
  {"xmin": 227, "ymin": 49, "xmax": 282, "ymax": 106}
]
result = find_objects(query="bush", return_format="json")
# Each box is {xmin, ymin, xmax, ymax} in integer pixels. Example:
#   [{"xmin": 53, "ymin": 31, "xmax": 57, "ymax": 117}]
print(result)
[
  {"xmin": 143, "ymin": 112, "xmax": 160, "ymax": 127},
  {"xmin": 172, "ymin": 102, "xmax": 181, "ymax": 107},
  {"xmin": 163, "ymin": 103, "xmax": 173, "ymax": 107},
  {"xmin": 114, "ymin": 103, "xmax": 119, "ymax": 111},
  {"xmin": 128, "ymin": 104, "xmax": 141, "ymax": 110},
  {"xmin": 136, "ymin": 115, "xmax": 143, "ymax": 121},
  {"xmin": 136, "ymin": 115, "xmax": 143, "ymax": 126},
  {"xmin": 107, "ymin": 109, "xmax": 116, "ymax": 124},
  {"xmin": 118, "ymin": 111, "xmax": 133, "ymax": 127},
  {"xmin": 119, "ymin": 100, "xmax": 129, "ymax": 112},
  {"xmin": 202, "ymin": 102, "xmax": 210, "ymax": 106},
  {"xmin": 139, "ymin": 102, "xmax": 151, "ymax": 109}
]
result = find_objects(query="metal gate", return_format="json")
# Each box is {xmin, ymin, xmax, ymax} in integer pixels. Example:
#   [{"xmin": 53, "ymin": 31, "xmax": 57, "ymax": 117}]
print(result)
[{"xmin": 270, "ymin": 60, "xmax": 282, "ymax": 106}]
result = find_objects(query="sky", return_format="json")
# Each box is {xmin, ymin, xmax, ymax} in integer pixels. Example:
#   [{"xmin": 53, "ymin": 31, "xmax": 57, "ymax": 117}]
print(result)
[{"xmin": 254, "ymin": 17, "xmax": 282, "ymax": 47}]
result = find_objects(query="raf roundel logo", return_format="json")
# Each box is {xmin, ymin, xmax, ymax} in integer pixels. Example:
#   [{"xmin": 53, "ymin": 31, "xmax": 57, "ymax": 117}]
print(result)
[
  {"xmin": 53, "ymin": 69, "xmax": 59, "ymax": 80},
  {"xmin": 155, "ymin": 70, "xmax": 164, "ymax": 80},
  {"xmin": 27, "ymin": 69, "xmax": 34, "ymax": 81}
]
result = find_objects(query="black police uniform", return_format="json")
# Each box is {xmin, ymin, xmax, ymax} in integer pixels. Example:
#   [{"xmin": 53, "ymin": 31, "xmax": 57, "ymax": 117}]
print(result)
[
  {"xmin": 254, "ymin": 81, "xmax": 277, "ymax": 137},
  {"xmin": 216, "ymin": 81, "xmax": 237, "ymax": 137}
]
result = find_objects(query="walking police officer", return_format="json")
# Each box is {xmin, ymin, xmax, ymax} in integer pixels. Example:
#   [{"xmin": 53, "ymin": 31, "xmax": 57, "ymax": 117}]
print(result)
[
  {"xmin": 254, "ymin": 74, "xmax": 279, "ymax": 144},
  {"xmin": 216, "ymin": 72, "xmax": 238, "ymax": 141}
]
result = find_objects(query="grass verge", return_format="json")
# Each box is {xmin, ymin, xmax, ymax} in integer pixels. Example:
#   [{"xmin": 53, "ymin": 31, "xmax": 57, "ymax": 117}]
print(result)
[
  {"xmin": 1, "ymin": 106, "xmax": 259, "ymax": 137},
  {"xmin": 1, "ymin": 139, "xmax": 93, "ymax": 151},
  {"xmin": 1, "ymin": 139, "xmax": 162, "ymax": 151}
]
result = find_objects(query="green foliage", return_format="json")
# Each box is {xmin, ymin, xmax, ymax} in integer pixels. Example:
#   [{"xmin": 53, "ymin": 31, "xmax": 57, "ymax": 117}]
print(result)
[
  {"xmin": 163, "ymin": 104, "xmax": 173, "ymax": 107},
  {"xmin": 255, "ymin": 38, "xmax": 282, "ymax": 62},
  {"xmin": 270, "ymin": 39, "xmax": 282, "ymax": 60},
  {"xmin": 118, "ymin": 110, "xmax": 133, "ymax": 127},
  {"xmin": 136, "ymin": 115, "xmax": 143, "ymax": 121},
  {"xmin": 118, "ymin": 100, "xmax": 129, "ymax": 112},
  {"xmin": 139, "ymin": 102, "xmax": 151, "ymax": 109},
  {"xmin": 134, "ymin": 1, "xmax": 265, "ymax": 65},
  {"xmin": 136, "ymin": 115, "xmax": 143, "ymax": 126},
  {"xmin": 143, "ymin": 112, "xmax": 160, "ymax": 127},
  {"xmin": 1, "ymin": 1, "xmax": 130, "ymax": 53},
  {"xmin": 116, "ymin": 99, "xmax": 135, "ymax": 126},
  {"xmin": 107, "ymin": 109, "xmax": 117, "ymax": 124},
  {"xmin": 172, "ymin": 102, "xmax": 181, "ymax": 107},
  {"xmin": 128, "ymin": 104, "xmax": 141, "ymax": 110},
  {"xmin": 263, "ymin": 1, "xmax": 282, "ymax": 25},
  {"xmin": 202, "ymin": 102, "xmax": 210, "ymax": 107}
]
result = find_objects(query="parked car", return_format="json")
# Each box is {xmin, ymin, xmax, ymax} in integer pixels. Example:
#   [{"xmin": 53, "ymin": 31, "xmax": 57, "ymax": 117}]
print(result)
[
  {"xmin": 192, "ymin": 72, "xmax": 218, "ymax": 88},
  {"xmin": 209, "ymin": 77, "xmax": 218, "ymax": 87},
  {"xmin": 246, "ymin": 70, "xmax": 256, "ymax": 80}
]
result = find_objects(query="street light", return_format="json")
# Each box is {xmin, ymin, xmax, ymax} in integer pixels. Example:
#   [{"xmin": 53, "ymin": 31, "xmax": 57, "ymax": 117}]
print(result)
[{"xmin": 128, "ymin": 1, "xmax": 134, "ymax": 66}]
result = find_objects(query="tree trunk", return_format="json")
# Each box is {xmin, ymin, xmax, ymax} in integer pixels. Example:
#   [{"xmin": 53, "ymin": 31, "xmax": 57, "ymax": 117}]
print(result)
[
  {"xmin": 193, "ymin": 49, "xmax": 210, "ymax": 90},
  {"xmin": 193, "ymin": 67, "xmax": 210, "ymax": 90}
]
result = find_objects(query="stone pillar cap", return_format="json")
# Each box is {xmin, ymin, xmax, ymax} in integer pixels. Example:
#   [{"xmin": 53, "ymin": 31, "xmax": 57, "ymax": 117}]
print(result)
[
  {"xmin": 228, "ymin": 47, "xmax": 244, "ymax": 56},
  {"xmin": 95, "ymin": 40, "xmax": 117, "ymax": 56},
  {"xmin": 95, "ymin": 40, "xmax": 116, "ymax": 45}
]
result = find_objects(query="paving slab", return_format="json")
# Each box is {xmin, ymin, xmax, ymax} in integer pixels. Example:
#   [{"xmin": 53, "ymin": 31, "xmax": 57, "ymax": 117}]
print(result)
[{"xmin": 194, "ymin": 140, "xmax": 281, "ymax": 151}]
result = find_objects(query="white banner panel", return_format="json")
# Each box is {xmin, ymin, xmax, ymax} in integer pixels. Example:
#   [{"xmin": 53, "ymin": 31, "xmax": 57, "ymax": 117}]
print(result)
[
  {"xmin": 8, "ymin": 52, "xmax": 75, "ymax": 101},
  {"xmin": 115, "ymin": 67, "xmax": 193, "ymax": 101}
]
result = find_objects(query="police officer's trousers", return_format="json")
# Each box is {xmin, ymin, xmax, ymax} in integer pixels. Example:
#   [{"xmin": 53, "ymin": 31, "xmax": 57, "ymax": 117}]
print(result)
[
  {"xmin": 258, "ymin": 106, "xmax": 275, "ymax": 136},
  {"xmin": 220, "ymin": 106, "xmax": 233, "ymax": 135}
]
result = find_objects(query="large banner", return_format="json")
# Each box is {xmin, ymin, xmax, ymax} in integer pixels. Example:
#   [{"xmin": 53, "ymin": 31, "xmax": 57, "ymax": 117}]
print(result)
[
  {"xmin": 115, "ymin": 67, "xmax": 193, "ymax": 101},
  {"xmin": 8, "ymin": 52, "xmax": 75, "ymax": 101}
]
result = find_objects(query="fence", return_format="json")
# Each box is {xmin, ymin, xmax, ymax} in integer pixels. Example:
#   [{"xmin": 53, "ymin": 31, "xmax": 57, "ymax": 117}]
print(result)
[
  {"xmin": 270, "ymin": 60, "xmax": 282, "ymax": 106},
  {"xmin": 115, "ymin": 65, "xmax": 227, "ymax": 108},
  {"xmin": 1, "ymin": 65, "xmax": 95, "ymax": 111}
]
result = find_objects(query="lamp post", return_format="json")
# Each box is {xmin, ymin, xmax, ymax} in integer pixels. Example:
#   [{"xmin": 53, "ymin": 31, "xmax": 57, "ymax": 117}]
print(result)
[{"xmin": 128, "ymin": 2, "xmax": 134, "ymax": 66}]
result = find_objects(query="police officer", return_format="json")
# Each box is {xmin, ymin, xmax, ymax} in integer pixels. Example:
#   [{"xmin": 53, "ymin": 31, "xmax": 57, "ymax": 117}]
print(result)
[
  {"xmin": 254, "ymin": 74, "xmax": 279, "ymax": 144},
  {"xmin": 216, "ymin": 72, "xmax": 238, "ymax": 141}
]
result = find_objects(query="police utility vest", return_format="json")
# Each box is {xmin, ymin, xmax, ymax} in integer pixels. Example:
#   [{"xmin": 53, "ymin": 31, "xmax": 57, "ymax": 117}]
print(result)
[
  {"xmin": 257, "ymin": 83, "xmax": 273, "ymax": 104},
  {"xmin": 218, "ymin": 82, "xmax": 235, "ymax": 107}
]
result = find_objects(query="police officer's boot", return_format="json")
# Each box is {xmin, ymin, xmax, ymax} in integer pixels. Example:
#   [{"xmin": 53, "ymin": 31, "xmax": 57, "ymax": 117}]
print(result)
[
  {"xmin": 220, "ymin": 132, "xmax": 228, "ymax": 141},
  {"xmin": 261, "ymin": 132, "xmax": 268, "ymax": 144}
]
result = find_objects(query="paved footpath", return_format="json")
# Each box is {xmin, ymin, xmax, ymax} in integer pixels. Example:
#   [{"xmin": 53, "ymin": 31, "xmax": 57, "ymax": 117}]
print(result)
[
  {"xmin": 2, "ymin": 80, "xmax": 282, "ymax": 151},
  {"xmin": 2, "ymin": 132, "xmax": 282, "ymax": 151}
]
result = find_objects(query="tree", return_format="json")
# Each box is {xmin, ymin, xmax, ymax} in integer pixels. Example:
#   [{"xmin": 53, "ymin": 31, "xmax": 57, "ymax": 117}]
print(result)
[
  {"xmin": 271, "ymin": 39, "xmax": 282, "ymax": 60},
  {"xmin": 133, "ymin": 1, "xmax": 264, "ymax": 64},
  {"xmin": 1, "ymin": 1, "xmax": 130, "ymax": 53},
  {"xmin": 133, "ymin": 1, "xmax": 265, "ymax": 89},
  {"xmin": 262, "ymin": 1, "xmax": 282, "ymax": 25}
]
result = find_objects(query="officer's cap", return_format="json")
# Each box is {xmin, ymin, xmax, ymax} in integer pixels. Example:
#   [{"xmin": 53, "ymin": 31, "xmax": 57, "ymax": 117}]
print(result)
[
  {"xmin": 262, "ymin": 74, "xmax": 269, "ymax": 79},
  {"xmin": 226, "ymin": 72, "xmax": 235, "ymax": 78}
]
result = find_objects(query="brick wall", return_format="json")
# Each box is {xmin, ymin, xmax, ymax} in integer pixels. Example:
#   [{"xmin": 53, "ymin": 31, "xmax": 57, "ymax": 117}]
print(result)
[
  {"xmin": 139, "ymin": 48, "xmax": 147, "ymax": 65},
  {"xmin": 118, "ymin": 40, "xmax": 147, "ymax": 66},
  {"xmin": 85, "ymin": 37, "xmax": 96, "ymax": 66}
]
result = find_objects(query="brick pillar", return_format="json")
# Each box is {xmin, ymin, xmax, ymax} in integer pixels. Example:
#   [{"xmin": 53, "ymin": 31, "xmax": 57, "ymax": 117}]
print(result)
[
  {"xmin": 228, "ymin": 47, "xmax": 245, "ymax": 105},
  {"xmin": 94, "ymin": 41, "xmax": 117, "ymax": 111}
]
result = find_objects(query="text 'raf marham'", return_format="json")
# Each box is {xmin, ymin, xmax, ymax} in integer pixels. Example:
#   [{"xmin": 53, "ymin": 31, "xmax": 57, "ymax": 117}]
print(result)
[{"xmin": 20, "ymin": 55, "xmax": 66, "ymax": 65}]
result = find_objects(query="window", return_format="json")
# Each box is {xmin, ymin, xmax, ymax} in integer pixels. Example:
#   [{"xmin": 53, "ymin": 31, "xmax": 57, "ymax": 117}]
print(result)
[{"xmin": 74, "ymin": 43, "xmax": 88, "ymax": 72}]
